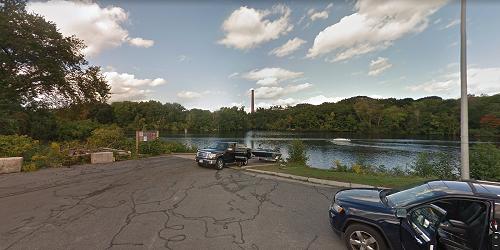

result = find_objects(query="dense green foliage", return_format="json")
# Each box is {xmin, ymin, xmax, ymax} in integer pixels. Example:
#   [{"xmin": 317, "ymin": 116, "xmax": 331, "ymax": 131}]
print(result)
[
  {"xmin": 87, "ymin": 125, "xmax": 130, "ymax": 150},
  {"xmin": 0, "ymin": 135, "xmax": 88, "ymax": 171},
  {"xmin": 0, "ymin": 135, "xmax": 39, "ymax": 158},
  {"xmin": 330, "ymin": 145, "xmax": 500, "ymax": 181},
  {"xmin": 412, "ymin": 152, "xmax": 460, "ymax": 179},
  {"xmin": 0, "ymin": 0, "xmax": 110, "ymax": 135},
  {"xmin": 470, "ymin": 144, "xmax": 500, "ymax": 181},
  {"xmin": 3, "ymin": 95, "xmax": 496, "ymax": 142},
  {"xmin": 287, "ymin": 140, "xmax": 308, "ymax": 165},
  {"xmin": 138, "ymin": 140, "xmax": 196, "ymax": 156}
]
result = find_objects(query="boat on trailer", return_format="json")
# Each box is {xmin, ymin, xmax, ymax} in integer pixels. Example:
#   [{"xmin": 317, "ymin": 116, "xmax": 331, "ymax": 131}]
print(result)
[{"xmin": 252, "ymin": 149, "xmax": 282, "ymax": 162}]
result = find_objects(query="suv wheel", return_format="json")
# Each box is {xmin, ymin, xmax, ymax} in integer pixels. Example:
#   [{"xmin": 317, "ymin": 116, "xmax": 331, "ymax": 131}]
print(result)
[
  {"xmin": 216, "ymin": 158, "xmax": 225, "ymax": 170},
  {"xmin": 344, "ymin": 224, "xmax": 387, "ymax": 250}
]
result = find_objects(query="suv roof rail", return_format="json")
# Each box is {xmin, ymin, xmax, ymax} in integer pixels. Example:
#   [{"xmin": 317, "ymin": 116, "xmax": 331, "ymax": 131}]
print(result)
[{"xmin": 474, "ymin": 180, "xmax": 500, "ymax": 186}]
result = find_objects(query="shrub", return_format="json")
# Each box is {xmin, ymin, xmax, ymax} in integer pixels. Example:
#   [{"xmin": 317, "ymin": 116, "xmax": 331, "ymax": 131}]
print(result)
[
  {"xmin": 433, "ymin": 152, "xmax": 459, "ymax": 180},
  {"xmin": 139, "ymin": 139, "xmax": 170, "ymax": 156},
  {"xmin": 87, "ymin": 125, "xmax": 128, "ymax": 150},
  {"xmin": 58, "ymin": 119, "xmax": 99, "ymax": 141},
  {"xmin": 287, "ymin": 140, "xmax": 308, "ymax": 165},
  {"xmin": 333, "ymin": 160, "xmax": 349, "ymax": 172},
  {"xmin": 470, "ymin": 144, "xmax": 500, "ymax": 181},
  {"xmin": 21, "ymin": 163, "xmax": 38, "ymax": 172},
  {"xmin": 412, "ymin": 152, "xmax": 434, "ymax": 177},
  {"xmin": 163, "ymin": 141, "xmax": 197, "ymax": 153},
  {"xmin": 30, "ymin": 142, "xmax": 65, "ymax": 168},
  {"xmin": 412, "ymin": 152, "xmax": 459, "ymax": 180},
  {"xmin": 0, "ymin": 135, "xmax": 39, "ymax": 158}
]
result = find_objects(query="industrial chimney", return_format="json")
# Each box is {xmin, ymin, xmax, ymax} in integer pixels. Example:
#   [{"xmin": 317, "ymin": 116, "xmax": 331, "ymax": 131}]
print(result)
[{"xmin": 250, "ymin": 88, "xmax": 255, "ymax": 113}]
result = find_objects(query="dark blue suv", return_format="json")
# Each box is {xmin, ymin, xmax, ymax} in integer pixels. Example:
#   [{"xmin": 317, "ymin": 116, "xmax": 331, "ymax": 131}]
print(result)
[{"xmin": 329, "ymin": 180, "xmax": 500, "ymax": 250}]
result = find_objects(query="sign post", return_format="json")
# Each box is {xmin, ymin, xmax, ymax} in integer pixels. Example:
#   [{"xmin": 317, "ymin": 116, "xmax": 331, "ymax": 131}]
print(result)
[{"xmin": 135, "ymin": 130, "xmax": 160, "ymax": 155}]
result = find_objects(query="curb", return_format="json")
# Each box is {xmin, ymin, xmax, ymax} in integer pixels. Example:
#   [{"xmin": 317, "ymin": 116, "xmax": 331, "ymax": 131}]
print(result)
[{"xmin": 240, "ymin": 168, "xmax": 383, "ymax": 189}]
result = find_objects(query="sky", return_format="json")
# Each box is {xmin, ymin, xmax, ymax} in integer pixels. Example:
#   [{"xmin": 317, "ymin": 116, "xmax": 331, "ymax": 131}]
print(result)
[{"xmin": 26, "ymin": 0, "xmax": 500, "ymax": 111}]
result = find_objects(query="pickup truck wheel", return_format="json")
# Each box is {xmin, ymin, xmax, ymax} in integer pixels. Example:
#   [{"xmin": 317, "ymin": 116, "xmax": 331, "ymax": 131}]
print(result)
[{"xmin": 216, "ymin": 158, "xmax": 224, "ymax": 170}]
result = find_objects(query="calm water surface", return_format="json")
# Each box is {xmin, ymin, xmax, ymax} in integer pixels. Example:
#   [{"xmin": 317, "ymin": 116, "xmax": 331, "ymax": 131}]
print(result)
[{"xmin": 161, "ymin": 131, "xmax": 495, "ymax": 169}]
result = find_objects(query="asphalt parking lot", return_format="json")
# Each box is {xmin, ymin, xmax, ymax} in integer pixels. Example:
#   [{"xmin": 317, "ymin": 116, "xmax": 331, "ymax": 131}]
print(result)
[{"xmin": 0, "ymin": 155, "xmax": 345, "ymax": 250}]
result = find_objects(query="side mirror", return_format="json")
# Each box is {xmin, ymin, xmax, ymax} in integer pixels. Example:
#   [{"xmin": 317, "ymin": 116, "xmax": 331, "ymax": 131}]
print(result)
[{"xmin": 396, "ymin": 208, "xmax": 407, "ymax": 218}]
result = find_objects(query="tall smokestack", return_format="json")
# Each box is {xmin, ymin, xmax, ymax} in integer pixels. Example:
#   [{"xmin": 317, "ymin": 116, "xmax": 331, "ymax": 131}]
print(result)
[{"xmin": 250, "ymin": 88, "xmax": 255, "ymax": 113}]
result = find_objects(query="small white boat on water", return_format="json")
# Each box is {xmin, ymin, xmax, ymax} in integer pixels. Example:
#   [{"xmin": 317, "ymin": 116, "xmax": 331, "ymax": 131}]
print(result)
[{"xmin": 332, "ymin": 138, "xmax": 351, "ymax": 142}]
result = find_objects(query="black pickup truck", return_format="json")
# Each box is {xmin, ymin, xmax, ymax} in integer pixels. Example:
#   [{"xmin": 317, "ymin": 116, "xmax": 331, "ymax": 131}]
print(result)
[{"xmin": 195, "ymin": 142, "xmax": 252, "ymax": 170}]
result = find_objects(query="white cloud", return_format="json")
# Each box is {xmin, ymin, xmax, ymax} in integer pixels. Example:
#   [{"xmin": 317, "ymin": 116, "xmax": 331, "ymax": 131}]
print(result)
[
  {"xmin": 256, "ymin": 94, "xmax": 343, "ymax": 108},
  {"xmin": 408, "ymin": 67, "xmax": 500, "ymax": 96},
  {"xmin": 177, "ymin": 90, "xmax": 224, "ymax": 100},
  {"xmin": 307, "ymin": 0, "xmax": 447, "ymax": 61},
  {"xmin": 307, "ymin": 3, "xmax": 333, "ymax": 22},
  {"xmin": 254, "ymin": 83, "xmax": 312, "ymax": 99},
  {"xmin": 243, "ymin": 67, "xmax": 303, "ymax": 86},
  {"xmin": 177, "ymin": 55, "xmax": 190, "ymax": 62},
  {"xmin": 269, "ymin": 37, "xmax": 306, "ymax": 57},
  {"xmin": 228, "ymin": 72, "xmax": 239, "ymax": 79},
  {"xmin": 310, "ymin": 11, "xmax": 329, "ymax": 21},
  {"xmin": 442, "ymin": 19, "xmax": 460, "ymax": 29},
  {"xmin": 128, "ymin": 37, "xmax": 154, "ymax": 48},
  {"xmin": 302, "ymin": 95, "xmax": 342, "ymax": 105},
  {"xmin": 218, "ymin": 5, "xmax": 293, "ymax": 50},
  {"xmin": 368, "ymin": 57, "xmax": 393, "ymax": 76},
  {"xmin": 177, "ymin": 91, "xmax": 202, "ymax": 99},
  {"xmin": 104, "ymin": 72, "xmax": 166, "ymax": 102},
  {"xmin": 27, "ymin": 0, "xmax": 154, "ymax": 56}
]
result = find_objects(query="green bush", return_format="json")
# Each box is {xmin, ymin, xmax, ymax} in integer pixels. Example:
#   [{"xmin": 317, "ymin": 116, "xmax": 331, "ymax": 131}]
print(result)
[
  {"xmin": 163, "ymin": 141, "xmax": 197, "ymax": 153},
  {"xmin": 412, "ymin": 152, "xmax": 434, "ymax": 177},
  {"xmin": 287, "ymin": 140, "xmax": 308, "ymax": 165},
  {"xmin": 30, "ymin": 142, "xmax": 66, "ymax": 168},
  {"xmin": 58, "ymin": 119, "xmax": 99, "ymax": 141},
  {"xmin": 333, "ymin": 160, "xmax": 349, "ymax": 172},
  {"xmin": 87, "ymin": 125, "xmax": 129, "ymax": 150},
  {"xmin": 412, "ymin": 152, "xmax": 459, "ymax": 180},
  {"xmin": 0, "ymin": 135, "xmax": 39, "ymax": 158},
  {"xmin": 139, "ymin": 139, "xmax": 170, "ymax": 156},
  {"xmin": 470, "ymin": 144, "xmax": 500, "ymax": 181}
]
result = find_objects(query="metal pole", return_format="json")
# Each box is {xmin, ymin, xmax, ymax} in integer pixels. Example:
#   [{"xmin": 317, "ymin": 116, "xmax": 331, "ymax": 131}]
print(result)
[{"xmin": 460, "ymin": 0, "xmax": 469, "ymax": 180}]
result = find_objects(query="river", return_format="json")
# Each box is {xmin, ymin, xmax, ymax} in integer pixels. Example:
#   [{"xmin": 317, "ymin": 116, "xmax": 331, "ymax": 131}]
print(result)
[{"xmin": 160, "ymin": 131, "xmax": 496, "ymax": 169}]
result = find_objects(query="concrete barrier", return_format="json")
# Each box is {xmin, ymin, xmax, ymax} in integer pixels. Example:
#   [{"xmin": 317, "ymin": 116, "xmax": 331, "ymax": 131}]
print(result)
[
  {"xmin": 0, "ymin": 157, "xmax": 23, "ymax": 174},
  {"xmin": 91, "ymin": 152, "xmax": 115, "ymax": 164}
]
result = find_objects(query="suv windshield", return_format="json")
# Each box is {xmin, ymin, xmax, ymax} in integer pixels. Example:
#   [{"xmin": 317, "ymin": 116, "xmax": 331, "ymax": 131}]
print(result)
[{"xmin": 386, "ymin": 184, "xmax": 436, "ymax": 207}]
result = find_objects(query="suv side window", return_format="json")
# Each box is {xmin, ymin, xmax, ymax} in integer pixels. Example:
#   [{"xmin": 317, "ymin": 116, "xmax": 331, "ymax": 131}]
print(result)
[{"xmin": 409, "ymin": 206, "xmax": 444, "ymax": 239}]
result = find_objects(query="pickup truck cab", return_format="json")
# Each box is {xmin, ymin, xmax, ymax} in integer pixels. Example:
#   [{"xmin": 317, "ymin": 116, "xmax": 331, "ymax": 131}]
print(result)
[{"xmin": 195, "ymin": 142, "xmax": 252, "ymax": 170}]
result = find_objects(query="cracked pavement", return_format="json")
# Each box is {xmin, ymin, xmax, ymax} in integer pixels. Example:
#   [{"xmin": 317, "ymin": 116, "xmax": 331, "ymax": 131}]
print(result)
[{"xmin": 0, "ymin": 156, "xmax": 345, "ymax": 250}]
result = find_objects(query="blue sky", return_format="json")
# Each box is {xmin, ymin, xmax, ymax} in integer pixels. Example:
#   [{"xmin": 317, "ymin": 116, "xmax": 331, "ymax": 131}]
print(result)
[{"xmin": 27, "ymin": 0, "xmax": 500, "ymax": 110}]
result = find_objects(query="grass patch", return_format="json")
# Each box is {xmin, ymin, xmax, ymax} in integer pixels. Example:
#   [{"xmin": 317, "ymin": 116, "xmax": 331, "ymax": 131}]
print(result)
[{"xmin": 251, "ymin": 164, "xmax": 429, "ymax": 189}]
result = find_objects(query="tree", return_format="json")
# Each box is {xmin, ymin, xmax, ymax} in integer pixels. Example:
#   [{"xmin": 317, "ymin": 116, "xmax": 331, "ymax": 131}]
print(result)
[{"xmin": 0, "ymin": 0, "xmax": 109, "ymax": 109}]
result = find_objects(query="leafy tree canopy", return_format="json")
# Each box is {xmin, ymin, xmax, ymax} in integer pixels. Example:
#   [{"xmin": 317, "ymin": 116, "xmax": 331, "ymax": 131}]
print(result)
[{"xmin": 0, "ymin": 0, "xmax": 109, "ymax": 110}]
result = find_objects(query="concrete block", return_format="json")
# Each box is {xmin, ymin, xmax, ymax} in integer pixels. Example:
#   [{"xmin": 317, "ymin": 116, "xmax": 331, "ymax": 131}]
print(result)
[
  {"xmin": 0, "ymin": 157, "xmax": 23, "ymax": 174},
  {"xmin": 91, "ymin": 152, "xmax": 115, "ymax": 164}
]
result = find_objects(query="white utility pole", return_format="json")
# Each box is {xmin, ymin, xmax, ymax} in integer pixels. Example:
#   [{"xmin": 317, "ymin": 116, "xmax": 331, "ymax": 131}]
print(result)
[{"xmin": 460, "ymin": 0, "xmax": 470, "ymax": 180}]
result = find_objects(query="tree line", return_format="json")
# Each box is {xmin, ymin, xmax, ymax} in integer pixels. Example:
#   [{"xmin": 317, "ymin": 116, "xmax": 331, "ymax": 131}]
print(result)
[{"xmin": 2, "ymin": 94, "xmax": 498, "ymax": 142}]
